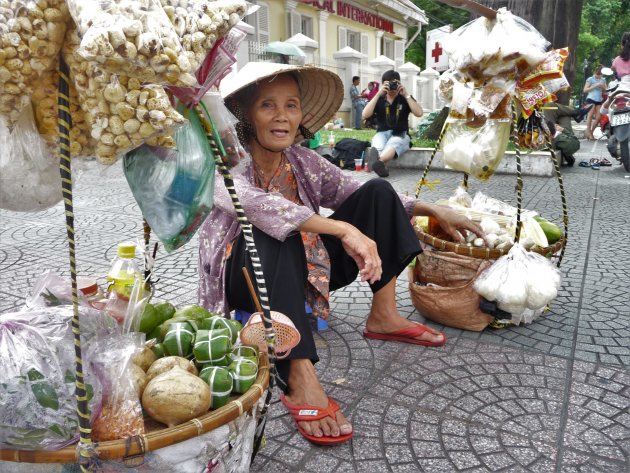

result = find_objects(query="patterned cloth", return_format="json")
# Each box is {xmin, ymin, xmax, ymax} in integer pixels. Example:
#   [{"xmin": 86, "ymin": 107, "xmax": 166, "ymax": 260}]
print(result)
[{"xmin": 198, "ymin": 145, "xmax": 416, "ymax": 318}]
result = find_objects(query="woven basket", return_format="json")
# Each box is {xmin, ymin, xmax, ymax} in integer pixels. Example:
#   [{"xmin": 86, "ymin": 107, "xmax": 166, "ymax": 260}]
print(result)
[
  {"xmin": 240, "ymin": 311, "xmax": 301, "ymax": 359},
  {"xmin": 0, "ymin": 355, "xmax": 269, "ymax": 464},
  {"xmin": 416, "ymin": 227, "xmax": 565, "ymax": 260}
]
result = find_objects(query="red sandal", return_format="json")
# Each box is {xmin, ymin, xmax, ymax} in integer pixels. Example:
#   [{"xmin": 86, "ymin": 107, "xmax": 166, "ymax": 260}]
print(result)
[
  {"xmin": 280, "ymin": 394, "xmax": 353, "ymax": 445},
  {"xmin": 363, "ymin": 322, "xmax": 446, "ymax": 347}
]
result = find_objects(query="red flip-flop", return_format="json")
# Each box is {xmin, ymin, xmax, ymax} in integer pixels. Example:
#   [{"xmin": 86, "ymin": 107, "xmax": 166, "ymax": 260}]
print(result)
[
  {"xmin": 280, "ymin": 394, "xmax": 353, "ymax": 445},
  {"xmin": 363, "ymin": 322, "xmax": 446, "ymax": 347}
]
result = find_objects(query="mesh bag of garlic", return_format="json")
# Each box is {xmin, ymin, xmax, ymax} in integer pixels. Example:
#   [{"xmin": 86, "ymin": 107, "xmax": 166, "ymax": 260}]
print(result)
[
  {"xmin": 0, "ymin": 0, "xmax": 69, "ymax": 128},
  {"xmin": 66, "ymin": 0, "xmax": 198, "ymax": 87}
]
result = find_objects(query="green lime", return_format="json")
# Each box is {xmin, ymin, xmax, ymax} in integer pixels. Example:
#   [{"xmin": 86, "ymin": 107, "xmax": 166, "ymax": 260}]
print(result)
[
  {"xmin": 147, "ymin": 325, "xmax": 162, "ymax": 342},
  {"xmin": 152, "ymin": 343, "xmax": 166, "ymax": 359},
  {"xmin": 153, "ymin": 301, "xmax": 176, "ymax": 323},
  {"xmin": 174, "ymin": 304, "xmax": 211, "ymax": 321},
  {"xmin": 138, "ymin": 303, "xmax": 160, "ymax": 334}
]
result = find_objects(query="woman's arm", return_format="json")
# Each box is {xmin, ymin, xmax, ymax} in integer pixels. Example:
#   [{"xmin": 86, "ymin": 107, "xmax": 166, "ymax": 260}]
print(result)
[
  {"xmin": 411, "ymin": 201, "xmax": 485, "ymax": 242},
  {"xmin": 299, "ymin": 214, "xmax": 382, "ymax": 284}
]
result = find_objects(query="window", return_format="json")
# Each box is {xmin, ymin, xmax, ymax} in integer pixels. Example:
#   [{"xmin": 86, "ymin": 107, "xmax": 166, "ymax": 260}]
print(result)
[
  {"xmin": 301, "ymin": 15, "xmax": 313, "ymax": 38},
  {"xmin": 347, "ymin": 30, "xmax": 360, "ymax": 51}
]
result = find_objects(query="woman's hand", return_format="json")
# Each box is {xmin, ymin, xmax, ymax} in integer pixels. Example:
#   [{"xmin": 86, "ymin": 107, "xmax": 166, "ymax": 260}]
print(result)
[
  {"xmin": 339, "ymin": 223, "xmax": 382, "ymax": 284},
  {"xmin": 432, "ymin": 206, "xmax": 485, "ymax": 243}
]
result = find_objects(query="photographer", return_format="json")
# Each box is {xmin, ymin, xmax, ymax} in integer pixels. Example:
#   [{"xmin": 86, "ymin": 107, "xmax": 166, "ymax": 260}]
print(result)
[{"xmin": 362, "ymin": 70, "xmax": 423, "ymax": 177}]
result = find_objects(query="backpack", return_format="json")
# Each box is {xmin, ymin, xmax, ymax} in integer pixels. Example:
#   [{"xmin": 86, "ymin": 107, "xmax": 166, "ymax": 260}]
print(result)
[
  {"xmin": 332, "ymin": 138, "xmax": 370, "ymax": 169},
  {"xmin": 553, "ymin": 131, "xmax": 580, "ymax": 157}
]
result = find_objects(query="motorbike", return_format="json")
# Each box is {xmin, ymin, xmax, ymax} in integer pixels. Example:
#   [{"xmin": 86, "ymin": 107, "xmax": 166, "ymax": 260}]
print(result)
[{"xmin": 604, "ymin": 80, "xmax": 630, "ymax": 171}]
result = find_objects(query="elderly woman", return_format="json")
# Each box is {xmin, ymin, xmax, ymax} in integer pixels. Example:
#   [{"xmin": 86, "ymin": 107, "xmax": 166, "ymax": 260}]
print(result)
[{"xmin": 198, "ymin": 63, "xmax": 482, "ymax": 445}]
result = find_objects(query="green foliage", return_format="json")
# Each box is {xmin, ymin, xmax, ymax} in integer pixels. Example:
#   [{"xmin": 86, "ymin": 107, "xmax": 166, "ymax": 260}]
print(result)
[
  {"xmin": 574, "ymin": 0, "xmax": 630, "ymax": 101},
  {"xmin": 406, "ymin": 1, "xmax": 470, "ymax": 68}
]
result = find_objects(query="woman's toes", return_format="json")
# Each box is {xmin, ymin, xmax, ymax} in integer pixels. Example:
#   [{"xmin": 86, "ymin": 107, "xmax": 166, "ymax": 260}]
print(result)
[{"xmin": 321, "ymin": 418, "xmax": 334, "ymax": 437}]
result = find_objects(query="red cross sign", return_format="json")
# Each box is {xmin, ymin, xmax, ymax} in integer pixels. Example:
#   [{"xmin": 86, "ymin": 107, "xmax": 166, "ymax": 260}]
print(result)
[{"xmin": 426, "ymin": 26, "xmax": 451, "ymax": 72}]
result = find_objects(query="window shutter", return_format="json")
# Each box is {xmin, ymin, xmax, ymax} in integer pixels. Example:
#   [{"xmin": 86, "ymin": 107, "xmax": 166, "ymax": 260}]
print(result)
[
  {"xmin": 338, "ymin": 26, "xmax": 347, "ymax": 49},
  {"xmin": 290, "ymin": 11, "xmax": 301, "ymax": 37},
  {"xmin": 360, "ymin": 32, "xmax": 369, "ymax": 68},
  {"xmin": 394, "ymin": 40, "xmax": 405, "ymax": 67},
  {"xmin": 258, "ymin": 2, "xmax": 269, "ymax": 44}
]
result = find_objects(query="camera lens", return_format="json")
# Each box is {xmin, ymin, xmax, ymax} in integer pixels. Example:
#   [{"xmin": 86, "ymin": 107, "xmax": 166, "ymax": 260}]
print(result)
[{"xmin": 390, "ymin": 81, "xmax": 398, "ymax": 91}]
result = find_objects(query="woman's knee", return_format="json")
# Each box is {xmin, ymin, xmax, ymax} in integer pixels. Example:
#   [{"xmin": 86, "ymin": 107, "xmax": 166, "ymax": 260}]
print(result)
[{"xmin": 361, "ymin": 177, "xmax": 396, "ymax": 195}]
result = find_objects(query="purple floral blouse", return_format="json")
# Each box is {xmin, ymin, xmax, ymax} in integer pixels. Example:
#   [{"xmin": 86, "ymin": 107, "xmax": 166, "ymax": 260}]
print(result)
[{"xmin": 197, "ymin": 145, "xmax": 416, "ymax": 317}]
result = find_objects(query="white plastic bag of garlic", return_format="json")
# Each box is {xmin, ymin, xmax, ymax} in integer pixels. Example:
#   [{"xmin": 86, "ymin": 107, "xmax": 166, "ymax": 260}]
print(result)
[
  {"xmin": 0, "ymin": 0, "xmax": 69, "ymax": 128},
  {"xmin": 66, "ymin": 0, "xmax": 197, "ymax": 87},
  {"xmin": 63, "ymin": 27, "xmax": 185, "ymax": 165}
]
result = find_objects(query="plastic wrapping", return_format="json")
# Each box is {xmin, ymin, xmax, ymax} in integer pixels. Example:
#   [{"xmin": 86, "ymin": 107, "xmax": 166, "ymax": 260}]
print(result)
[
  {"xmin": 31, "ymin": 68, "xmax": 96, "ymax": 159},
  {"xmin": 444, "ymin": 8, "xmax": 549, "ymax": 85},
  {"xmin": 26, "ymin": 271, "xmax": 105, "ymax": 309},
  {"xmin": 123, "ymin": 105, "xmax": 216, "ymax": 252},
  {"xmin": 0, "ymin": 0, "xmax": 69, "ymax": 129},
  {"xmin": 0, "ymin": 105, "xmax": 63, "ymax": 212},
  {"xmin": 66, "ymin": 0, "xmax": 197, "ymax": 87},
  {"xmin": 517, "ymin": 110, "xmax": 552, "ymax": 151},
  {"xmin": 62, "ymin": 27, "xmax": 185, "ymax": 165},
  {"xmin": 441, "ymin": 118, "xmax": 511, "ymax": 181},
  {"xmin": 474, "ymin": 243, "xmax": 562, "ymax": 323},
  {"xmin": 0, "ymin": 306, "xmax": 116, "ymax": 450},
  {"xmin": 200, "ymin": 92, "xmax": 248, "ymax": 167},
  {"xmin": 448, "ymin": 185, "xmax": 473, "ymax": 208},
  {"xmin": 88, "ymin": 333, "xmax": 146, "ymax": 442}
]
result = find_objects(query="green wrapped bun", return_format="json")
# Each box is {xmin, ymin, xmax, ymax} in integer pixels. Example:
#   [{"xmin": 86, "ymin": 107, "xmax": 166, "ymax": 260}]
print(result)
[
  {"xmin": 138, "ymin": 303, "xmax": 160, "ymax": 334},
  {"xmin": 153, "ymin": 301, "xmax": 176, "ymax": 323},
  {"xmin": 174, "ymin": 304, "xmax": 211, "ymax": 322},
  {"xmin": 152, "ymin": 343, "xmax": 166, "ymax": 359},
  {"xmin": 231, "ymin": 345, "xmax": 258, "ymax": 364},
  {"xmin": 225, "ymin": 319, "xmax": 243, "ymax": 343},
  {"xmin": 200, "ymin": 317, "xmax": 239, "ymax": 344},
  {"xmin": 199, "ymin": 366, "xmax": 233, "ymax": 408},
  {"xmin": 228, "ymin": 358, "xmax": 258, "ymax": 394},
  {"xmin": 193, "ymin": 330, "xmax": 233, "ymax": 364},
  {"xmin": 163, "ymin": 322, "xmax": 195, "ymax": 357}
]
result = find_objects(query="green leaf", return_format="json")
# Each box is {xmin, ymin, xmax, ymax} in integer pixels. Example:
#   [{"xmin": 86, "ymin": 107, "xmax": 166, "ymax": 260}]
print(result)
[{"xmin": 31, "ymin": 382, "xmax": 59, "ymax": 410}]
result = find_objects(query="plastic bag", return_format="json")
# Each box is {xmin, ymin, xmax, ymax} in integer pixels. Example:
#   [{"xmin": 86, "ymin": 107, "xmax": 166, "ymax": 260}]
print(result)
[
  {"xmin": 517, "ymin": 109, "xmax": 552, "ymax": 151},
  {"xmin": 448, "ymin": 185, "xmax": 472, "ymax": 208},
  {"xmin": 0, "ymin": 0, "xmax": 69, "ymax": 129},
  {"xmin": 474, "ymin": 244, "xmax": 561, "ymax": 322},
  {"xmin": 0, "ymin": 105, "xmax": 63, "ymax": 212},
  {"xmin": 62, "ymin": 27, "xmax": 186, "ymax": 165},
  {"xmin": 87, "ymin": 333, "xmax": 146, "ymax": 442},
  {"xmin": 123, "ymin": 105, "xmax": 216, "ymax": 252},
  {"xmin": 200, "ymin": 92, "xmax": 248, "ymax": 167},
  {"xmin": 66, "ymin": 0, "xmax": 197, "ymax": 87},
  {"xmin": 441, "ymin": 118, "xmax": 511, "ymax": 181},
  {"xmin": 26, "ymin": 271, "xmax": 105, "ymax": 309},
  {"xmin": 0, "ymin": 306, "xmax": 116, "ymax": 450}
]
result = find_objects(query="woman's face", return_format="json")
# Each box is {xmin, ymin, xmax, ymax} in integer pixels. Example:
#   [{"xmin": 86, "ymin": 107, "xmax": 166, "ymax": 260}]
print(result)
[{"xmin": 247, "ymin": 75, "xmax": 303, "ymax": 152}]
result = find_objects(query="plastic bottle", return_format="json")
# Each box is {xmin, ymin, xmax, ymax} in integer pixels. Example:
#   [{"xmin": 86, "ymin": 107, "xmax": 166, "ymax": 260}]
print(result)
[
  {"xmin": 328, "ymin": 131, "xmax": 335, "ymax": 148},
  {"xmin": 105, "ymin": 242, "xmax": 142, "ymax": 324}
]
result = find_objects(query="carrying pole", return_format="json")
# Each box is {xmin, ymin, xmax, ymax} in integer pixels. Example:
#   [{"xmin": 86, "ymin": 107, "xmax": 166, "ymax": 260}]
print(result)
[{"xmin": 58, "ymin": 57, "xmax": 96, "ymax": 472}]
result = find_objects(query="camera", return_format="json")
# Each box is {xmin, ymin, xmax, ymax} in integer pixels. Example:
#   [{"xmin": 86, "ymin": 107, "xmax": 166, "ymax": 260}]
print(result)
[{"xmin": 389, "ymin": 80, "xmax": 399, "ymax": 91}]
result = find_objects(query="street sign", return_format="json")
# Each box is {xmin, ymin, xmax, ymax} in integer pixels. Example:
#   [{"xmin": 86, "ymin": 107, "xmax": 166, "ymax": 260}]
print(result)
[{"xmin": 426, "ymin": 26, "xmax": 452, "ymax": 72}]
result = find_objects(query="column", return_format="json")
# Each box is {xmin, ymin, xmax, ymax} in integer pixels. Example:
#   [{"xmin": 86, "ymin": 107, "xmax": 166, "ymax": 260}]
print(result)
[
  {"xmin": 333, "ymin": 48, "xmax": 363, "ymax": 125},
  {"xmin": 399, "ymin": 62, "xmax": 422, "ymax": 129},
  {"xmin": 375, "ymin": 31, "xmax": 384, "ymax": 57},
  {"xmin": 319, "ymin": 11, "xmax": 329, "ymax": 66},
  {"xmin": 420, "ymin": 67, "xmax": 439, "ymax": 112}
]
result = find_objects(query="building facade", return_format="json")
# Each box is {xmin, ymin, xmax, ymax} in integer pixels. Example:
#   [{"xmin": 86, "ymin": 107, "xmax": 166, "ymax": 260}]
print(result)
[{"xmin": 234, "ymin": 0, "xmax": 429, "ymax": 126}]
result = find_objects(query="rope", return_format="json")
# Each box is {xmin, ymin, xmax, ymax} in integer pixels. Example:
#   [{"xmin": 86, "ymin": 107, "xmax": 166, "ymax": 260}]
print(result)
[
  {"xmin": 415, "ymin": 122, "xmax": 449, "ymax": 198},
  {"xmin": 545, "ymin": 144, "xmax": 569, "ymax": 267},
  {"xmin": 58, "ymin": 57, "xmax": 96, "ymax": 472},
  {"xmin": 510, "ymin": 102, "xmax": 524, "ymax": 242},
  {"xmin": 193, "ymin": 103, "xmax": 279, "ymax": 458}
]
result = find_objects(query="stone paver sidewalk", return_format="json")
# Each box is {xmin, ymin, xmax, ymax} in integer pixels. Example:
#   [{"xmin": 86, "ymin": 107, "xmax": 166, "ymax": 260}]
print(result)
[{"xmin": 0, "ymin": 138, "xmax": 628, "ymax": 472}]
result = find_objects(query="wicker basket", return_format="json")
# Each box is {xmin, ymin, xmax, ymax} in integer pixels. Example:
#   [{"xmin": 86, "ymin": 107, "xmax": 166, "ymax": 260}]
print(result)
[
  {"xmin": 0, "ymin": 355, "xmax": 269, "ymax": 465},
  {"xmin": 416, "ymin": 227, "xmax": 566, "ymax": 260}
]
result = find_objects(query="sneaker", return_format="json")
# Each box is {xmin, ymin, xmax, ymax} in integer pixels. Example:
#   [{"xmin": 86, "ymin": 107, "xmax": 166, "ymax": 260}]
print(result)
[
  {"xmin": 366, "ymin": 147, "xmax": 379, "ymax": 168},
  {"xmin": 372, "ymin": 160, "xmax": 389, "ymax": 177}
]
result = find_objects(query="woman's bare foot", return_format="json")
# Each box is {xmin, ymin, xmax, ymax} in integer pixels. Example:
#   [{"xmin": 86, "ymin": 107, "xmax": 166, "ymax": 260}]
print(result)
[
  {"xmin": 284, "ymin": 359, "xmax": 352, "ymax": 439},
  {"xmin": 365, "ymin": 277, "xmax": 445, "ymax": 344}
]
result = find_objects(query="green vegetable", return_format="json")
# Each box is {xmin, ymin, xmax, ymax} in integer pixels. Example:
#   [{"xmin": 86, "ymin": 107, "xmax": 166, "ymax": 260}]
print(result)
[
  {"xmin": 153, "ymin": 301, "xmax": 176, "ymax": 323},
  {"xmin": 174, "ymin": 304, "xmax": 211, "ymax": 321},
  {"xmin": 534, "ymin": 217, "xmax": 562, "ymax": 244},
  {"xmin": 139, "ymin": 303, "xmax": 160, "ymax": 334}
]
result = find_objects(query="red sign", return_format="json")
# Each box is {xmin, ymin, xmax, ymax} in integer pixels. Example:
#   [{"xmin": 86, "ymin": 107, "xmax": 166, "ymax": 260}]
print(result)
[{"xmin": 301, "ymin": 0, "xmax": 394, "ymax": 34}]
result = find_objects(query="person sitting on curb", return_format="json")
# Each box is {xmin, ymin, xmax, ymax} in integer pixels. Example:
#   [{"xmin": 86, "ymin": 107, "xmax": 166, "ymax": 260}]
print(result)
[
  {"xmin": 362, "ymin": 70, "xmax": 423, "ymax": 177},
  {"xmin": 543, "ymin": 103, "xmax": 591, "ymax": 166},
  {"xmin": 199, "ymin": 62, "xmax": 483, "ymax": 446}
]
